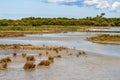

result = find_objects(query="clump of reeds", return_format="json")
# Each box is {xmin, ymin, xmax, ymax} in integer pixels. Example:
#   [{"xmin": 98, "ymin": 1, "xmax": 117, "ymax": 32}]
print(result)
[
  {"xmin": 76, "ymin": 51, "xmax": 86, "ymax": 57},
  {"xmin": 23, "ymin": 62, "xmax": 36, "ymax": 69},
  {"xmin": 48, "ymin": 56, "xmax": 54, "ymax": 63},
  {"xmin": 22, "ymin": 53, "xmax": 27, "ymax": 58},
  {"xmin": 0, "ymin": 57, "xmax": 11, "ymax": 70},
  {"xmin": 0, "ymin": 57, "xmax": 11, "ymax": 63},
  {"xmin": 46, "ymin": 51, "xmax": 49, "ymax": 55},
  {"xmin": 68, "ymin": 53, "xmax": 72, "ymax": 56},
  {"xmin": 26, "ymin": 55, "xmax": 35, "ymax": 61},
  {"xmin": 38, "ymin": 60, "xmax": 50, "ymax": 66},
  {"xmin": 54, "ymin": 54, "xmax": 62, "ymax": 58},
  {"xmin": 38, "ymin": 53, "xmax": 42, "ymax": 56},
  {"xmin": 13, "ymin": 53, "xmax": 17, "ymax": 57},
  {"xmin": 0, "ymin": 63, "xmax": 8, "ymax": 70}
]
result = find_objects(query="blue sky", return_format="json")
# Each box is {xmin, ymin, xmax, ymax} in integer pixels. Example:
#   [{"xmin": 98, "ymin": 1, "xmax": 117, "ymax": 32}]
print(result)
[{"xmin": 0, "ymin": 0, "xmax": 120, "ymax": 19}]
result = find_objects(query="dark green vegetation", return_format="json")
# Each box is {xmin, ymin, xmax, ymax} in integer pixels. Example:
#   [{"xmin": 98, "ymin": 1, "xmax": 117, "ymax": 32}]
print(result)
[
  {"xmin": 88, "ymin": 34, "xmax": 120, "ymax": 44},
  {"xmin": 0, "ymin": 13, "xmax": 119, "ymax": 38},
  {"xmin": 0, "ymin": 13, "xmax": 120, "ymax": 27}
]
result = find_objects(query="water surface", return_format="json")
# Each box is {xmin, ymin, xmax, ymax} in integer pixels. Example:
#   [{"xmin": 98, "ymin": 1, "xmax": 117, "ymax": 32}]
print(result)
[
  {"xmin": 0, "ymin": 31, "xmax": 120, "ymax": 80},
  {"xmin": 0, "ymin": 32, "xmax": 120, "ymax": 57}
]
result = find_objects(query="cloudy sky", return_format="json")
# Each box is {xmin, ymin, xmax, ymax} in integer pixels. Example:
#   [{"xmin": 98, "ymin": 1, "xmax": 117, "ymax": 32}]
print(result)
[{"xmin": 0, "ymin": 0, "xmax": 120, "ymax": 19}]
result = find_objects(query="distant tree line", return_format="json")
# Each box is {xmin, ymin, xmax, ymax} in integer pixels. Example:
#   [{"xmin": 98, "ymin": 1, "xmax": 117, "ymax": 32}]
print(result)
[{"xmin": 0, "ymin": 13, "xmax": 120, "ymax": 27}]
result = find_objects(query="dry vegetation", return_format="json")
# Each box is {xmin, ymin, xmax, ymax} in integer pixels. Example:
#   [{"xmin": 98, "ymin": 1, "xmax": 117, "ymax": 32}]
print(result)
[
  {"xmin": 0, "ymin": 45, "xmax": 87, "ymax": 70},
  {"xmin": 0, "ymin": 32, "xmax": 24, "ymax": 37},
  {"xmin": 0, "ymin": 57, "xmax": 11, "ymax": 70},
  {"xmin": 0, "ymin": 44, "xmax": 68, "ymax": 50},
  {"xmin": 23, "ymin": 62, "xmax": 36, "ymax": 69}
]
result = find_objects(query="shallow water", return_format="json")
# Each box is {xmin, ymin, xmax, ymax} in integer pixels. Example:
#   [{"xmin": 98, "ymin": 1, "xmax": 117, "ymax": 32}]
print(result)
[
  {"xmin": 0, "ymin": 31, "xmax": 120, "ymax": 80},
  {"xmin": 89, "ymin": 27, "xmax": 120, "ymax": 32},
  {"xmin": 0, "ymin": 32, "xmax": 120, "ymax": 57},
  {"xmin": 0, "ymin": 49, "xmax": 120, "ymax": 80}
]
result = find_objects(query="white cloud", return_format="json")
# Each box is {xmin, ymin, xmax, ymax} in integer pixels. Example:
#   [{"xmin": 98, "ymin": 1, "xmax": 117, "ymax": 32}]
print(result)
[
  {"xmin": 43, "ymin": 0, "xmax": 120, "ymax": 13},
  {"xmin": 83, "ymin": 0, "xmax": 97, "ymax": 5},
  {"xmin": 111, "ymin": 1, "xmax": 120, "ymax": 11},
  {"xmin": 45, "ymin": 0, "xmax": 110, "ymax": 9},
  {"xmin": 84, "ymin": 0, "xmax": 110, "ymax": 9}
]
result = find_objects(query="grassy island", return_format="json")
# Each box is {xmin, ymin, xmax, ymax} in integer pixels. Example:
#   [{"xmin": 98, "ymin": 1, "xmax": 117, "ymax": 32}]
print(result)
[{"xmin": 87, "ymin": 34, "xmax": 120, "ymax": 45}]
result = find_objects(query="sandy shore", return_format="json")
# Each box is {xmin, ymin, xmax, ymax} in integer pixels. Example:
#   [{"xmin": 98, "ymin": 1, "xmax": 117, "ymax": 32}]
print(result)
[{"xmin": 0, "ymin": 47, "xmax": 120, "ymax": 80}]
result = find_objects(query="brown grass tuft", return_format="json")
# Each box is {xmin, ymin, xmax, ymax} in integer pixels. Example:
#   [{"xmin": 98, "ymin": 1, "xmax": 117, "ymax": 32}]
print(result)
[
  {"xmin": 38, "ymin": 60, "xmax": 50, "ymax": 66},
  {"xmin": 26, "ymin": 55, "xmax": 35, "ymax": 61},
  {"xmin": 23, "ymin": 62, "xmax": 36, "ymax": 69},
  {"xmin": 22, "ymin": 53, "xmax": 27, "ymax": 58}
]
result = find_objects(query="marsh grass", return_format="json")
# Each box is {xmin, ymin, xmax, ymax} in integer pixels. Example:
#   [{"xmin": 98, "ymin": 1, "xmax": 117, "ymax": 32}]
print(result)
[
  {"xmin": 87, "ymin": 34, "xmax": 120, "ymax": 45},
  {"xmin": 89, "ymin": 34, "xmax": 120, "ymax": 41},
  {"xmin": 0, "ymin": 25, "xmax": 88, "ymax": 32}
]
